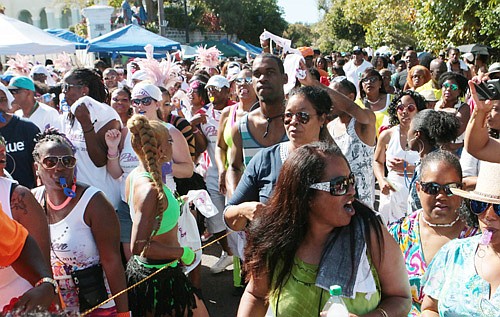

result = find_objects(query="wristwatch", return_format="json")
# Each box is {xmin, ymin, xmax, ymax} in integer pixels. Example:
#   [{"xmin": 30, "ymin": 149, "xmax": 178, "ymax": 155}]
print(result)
[{"xmin": 35, "ymin": 277, "xmax": 59, "ymax": 294}]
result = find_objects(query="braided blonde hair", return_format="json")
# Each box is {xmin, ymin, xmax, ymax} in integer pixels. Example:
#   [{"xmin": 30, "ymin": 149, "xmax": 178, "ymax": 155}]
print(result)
[{"xmin": 127, "ymin": 114, "xmax": 170, "ymax": 231}]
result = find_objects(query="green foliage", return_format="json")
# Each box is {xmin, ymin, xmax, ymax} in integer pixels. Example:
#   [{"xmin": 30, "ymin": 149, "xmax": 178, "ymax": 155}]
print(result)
[{"xmin": 283, "ymin": 23, "xmax": 314, "ymax": 47}]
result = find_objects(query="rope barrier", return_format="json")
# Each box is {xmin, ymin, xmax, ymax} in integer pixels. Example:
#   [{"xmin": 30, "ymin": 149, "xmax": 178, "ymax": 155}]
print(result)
[{"xmin": 81, "ymin": 231, "xmax": 234, "ymax": 315}]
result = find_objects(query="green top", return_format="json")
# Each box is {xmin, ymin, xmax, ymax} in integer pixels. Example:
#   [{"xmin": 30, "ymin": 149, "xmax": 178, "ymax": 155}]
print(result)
[
  {"xmin": 269, "ymin": 256, "xmax": 381, "ymax": 316},
  {"xmin": 129, "ymin": 170, "xmax": 180, "ymax": 236}
]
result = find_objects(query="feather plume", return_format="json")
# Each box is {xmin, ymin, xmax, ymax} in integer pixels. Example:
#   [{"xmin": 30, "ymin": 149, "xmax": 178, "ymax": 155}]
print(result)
[
  {"xmin": 5, "ymin": 54, "xmax": 32, "ymax": 76},
  {"xmin": 195, "ymin": 45, "xmax": 221, "ymax": 69},
  {"xmin": 53, "ymin": 52, "xmax": 74, "ymax": 73},
  {"xmin": 136, "ymin": 44, "xmax": 183, "ymax": 88}
]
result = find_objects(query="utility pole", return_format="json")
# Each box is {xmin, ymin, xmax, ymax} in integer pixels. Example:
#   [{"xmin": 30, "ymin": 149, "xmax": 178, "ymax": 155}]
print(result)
[
  {"xmin": 158, "ymin": 0, "xmax": 166, "ymax": 36},
  {"xmin": 183, "ymin": 0, "xmax": 189, "ymax": 44}
]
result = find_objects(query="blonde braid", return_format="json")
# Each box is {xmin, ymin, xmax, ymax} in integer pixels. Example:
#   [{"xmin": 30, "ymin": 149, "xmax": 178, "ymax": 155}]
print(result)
[{"xmin": 128, "ymin": 115, "xmax": 168, "ymax": 235}]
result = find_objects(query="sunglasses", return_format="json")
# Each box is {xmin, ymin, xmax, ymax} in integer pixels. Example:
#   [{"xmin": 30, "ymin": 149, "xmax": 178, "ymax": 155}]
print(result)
[
  {"xmin": 361, "ymin": 76, "xmax": 379, "ymax": 84},
  {"xmin": 419, "ymin": 181, "xmax": 462, "ymax": 196},
  {"xmin": 443, "ymin": 82, "xmax": 459, "ymax": 91},
  {"xmin": 469, "ymin": 200, "xmax": 500, "ymax": 216},
  {"xmin": 207, "ymin": 86, "xmax": 223, "ymax": 93},
  {"xmin": 131, "ymin": 97, "xmax": 155, "ymax": 106},
  {"xmin": 9, "ymin": 89, "xmax": 24, "ymax": 95},
  {"xmin": 310, "ymin": 173, "xmax": 356, "ymax": 196},
  {"xmin": 283, "ymin": 111, "xmax": 317, "ymax": 125},
  {"xmin": 234, "ymin": 77, "xmax": 252, "ymax": 85},
  {"xmin": 41, "ymin": 155, "xmax": 77, "ymax": 169},
  {"xmin": 62, "ymin": 83, "xmax": 84, "ymax": 93},
  {"xmin": 397, "ymin": 103, "xmax": 417, "ymax": 112}
]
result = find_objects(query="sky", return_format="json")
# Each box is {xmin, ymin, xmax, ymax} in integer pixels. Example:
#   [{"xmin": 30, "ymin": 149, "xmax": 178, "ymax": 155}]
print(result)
[{"xmin": 277, "ymin": 0, "xmax": 319, "ymax": 24}]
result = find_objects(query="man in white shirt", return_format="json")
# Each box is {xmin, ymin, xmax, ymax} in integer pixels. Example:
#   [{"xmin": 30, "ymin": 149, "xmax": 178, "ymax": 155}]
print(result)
[
  {"xmin": 9, "ymin": 76, "xmax": 60, "ymax": 131},
  {"xmin": 343, "ymin": 46, "xmax": 373, "ymax": 98}
]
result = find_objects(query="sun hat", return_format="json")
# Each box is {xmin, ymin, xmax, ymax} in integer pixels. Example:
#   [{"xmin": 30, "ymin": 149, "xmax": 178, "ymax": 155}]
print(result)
[
  {"xmin": 420, "ymin": 90, "xmax": 438, "ymax": 102},
  {"xmin": 7, "ymin": 76, "xmax": 35, "ymax": 92},
  {"xmin": 131, "ymin": 82, "xmax": 162, "ymax": 101},
  {"xmin": 450, "ymin": 161, "xmax": 500, "ymax": 204},
  {"xmin": 206, "ymin": 75, "xmax": 229, "ymax": 88},
  {"xmin": 488, "ymin": 62, "xmax": 500, "ymax": 75}
]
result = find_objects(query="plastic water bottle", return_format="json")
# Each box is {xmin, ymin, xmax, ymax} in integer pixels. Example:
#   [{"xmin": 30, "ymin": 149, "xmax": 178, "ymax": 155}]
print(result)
[
  {"xmin": 60, "ymin": 94, "xmax": 70, "ymax": 113},
  {"xmin": 321, "ymin": 285, "xmax": 349, "ymax": 317}
]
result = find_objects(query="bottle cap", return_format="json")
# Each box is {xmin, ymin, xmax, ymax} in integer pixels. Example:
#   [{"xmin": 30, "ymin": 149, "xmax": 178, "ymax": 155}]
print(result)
[{"xmin": 329, "ymin": 285, "xmax": 342, "ymax": 296}]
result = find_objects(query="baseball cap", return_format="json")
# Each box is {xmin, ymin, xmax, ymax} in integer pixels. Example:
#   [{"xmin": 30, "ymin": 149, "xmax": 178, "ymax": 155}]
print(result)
[
  {"xmin": 30, "ymin": 65, "xmax": 50, "ymax": 77},
  {"xmin": 7, "ymin": 76, "xmax": 35, "ymax": 92},
  {"xmin": 131, "ymin": 82, "xmax": 162, "ymax": 101},
  {"xmin": 298, "ymin": 47, "xmax": 314, "ymax": 58},
  {"xmin": 206, "ymin": 75, "xmax": 230, "ymax": 88},
  {"xmin": 352, "ymin": 46, "xmax": 363, "ymax": 54},
  {"xmin": 488, "ymin": 62, "xmax": 500, "ymax": 75}
]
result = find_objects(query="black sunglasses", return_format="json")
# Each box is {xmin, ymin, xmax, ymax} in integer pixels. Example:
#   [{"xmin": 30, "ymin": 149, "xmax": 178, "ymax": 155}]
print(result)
[
  {"xmin": 361, "ymin": 76, "xmax": 379, "ymax": 84},
  {"xmin": 131, "ymin": 97, "xmax": 155, "ymax": 106},
  {"xmin": 310, "ymin": 173, "xmax": 356, "ymax": 196},
  {"xmin": 419, "ymin": 181, "xmax": 462, "ymax": 196},
  {"xmin": 469, "ymin": 200, "xmax": 500, "ymax": 216},
  {"xmin": 283, "ymin": 111, "xmax": 317, "ymax": 125},
  {"xmin": 41, "ymin": 155, "xmax": 77, "ymax": 169}
]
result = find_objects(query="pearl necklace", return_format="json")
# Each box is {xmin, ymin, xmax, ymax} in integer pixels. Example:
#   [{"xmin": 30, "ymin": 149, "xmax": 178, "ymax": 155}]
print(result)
[
  {"xmin": 364, "ymin": 97, "xmax": 381, "ymax": 105},
  {"xmin": 421, "ymin": 213, "xmax": 461, "ymax": 228}
]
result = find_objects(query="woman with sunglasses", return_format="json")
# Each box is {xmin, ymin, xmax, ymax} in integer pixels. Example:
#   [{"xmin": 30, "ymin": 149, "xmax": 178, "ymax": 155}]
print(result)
[
  {"xmin": 238, "ymin": 141, "xmax": 411, "ymax": 316},
  {"xmin": 357, "ymin": 67, "xmax": 391, "ymax": 135},
  {"xmin": 31, "ymin": 130, "xmax": 129, "ymax": 315},
  {"xmin": 421, "ymin": 161, "xmax": 500, "ymax": 316},
  {"xmin": 374, "ymin": 91, "xmax": 426, "ymax": 224},
  {"xmin": 215, "ymin": 68, "xmax": 258, "ymax": 197},
  {"xmin": 224, "ymin": 85, "xmax": 332, "ymax": 232},
  {"xmin": 389, "ymin": 150, "xmax": 478, "ymax": 316},
  {"xmin": 434, "ymin": 72, "xmax": 470, "ymax": 154},
  {"xmin": 59, "ymin": 68, "xmax": 122, "ymax": 210},
  {"xmin": 406, "ymin": 109, "xmax": 460, "ymax": 213},
  {"xmin": 125, "ymin": 114, "xmax": 208, "ymax": 317}
]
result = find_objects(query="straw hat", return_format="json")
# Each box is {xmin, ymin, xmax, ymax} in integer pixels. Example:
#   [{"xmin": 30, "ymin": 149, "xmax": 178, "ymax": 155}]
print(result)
[{"xmin": 450, "ymin": 161, "xmax": 500, "ymax": 204}]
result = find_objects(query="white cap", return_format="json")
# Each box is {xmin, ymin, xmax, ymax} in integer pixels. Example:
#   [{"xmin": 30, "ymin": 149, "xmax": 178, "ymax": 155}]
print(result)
[
  {"xmin": 206, "ymin": 75, "xmax": 230, "ymax": 88},
  {"xmin": 131, "ymin": 82, "xmax": 162, "ymax": 101},
  {"xmin": 30, "ymin": 65, "xmax": 50, "ymax": 77}
]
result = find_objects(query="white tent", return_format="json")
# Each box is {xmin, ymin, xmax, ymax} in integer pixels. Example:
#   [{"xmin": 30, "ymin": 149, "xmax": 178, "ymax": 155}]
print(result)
[{"xmin": 0, "ymin": 14, "xmax": 75, "ymax": 55}]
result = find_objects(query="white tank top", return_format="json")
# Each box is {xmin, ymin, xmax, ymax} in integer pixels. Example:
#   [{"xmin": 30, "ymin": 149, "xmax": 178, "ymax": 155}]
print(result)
[
  {"xmin": 33, "ymin": 185, "xmax": 115, "ymax": 312},
  {"xmin": 0, "ymin": 177, "xmax": 32, "ymax": 309}
]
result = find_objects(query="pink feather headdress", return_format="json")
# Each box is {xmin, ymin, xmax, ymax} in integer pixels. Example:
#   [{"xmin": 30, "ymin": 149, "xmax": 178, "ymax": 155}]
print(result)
[
  {"xmin": 195, "ymin": 45, "xmax": 221, "ymax": 70},
  {"xmin": 54, "ymin": 52, "xmax": 74, "ymax": 73},
  {"xmin": 5, "ymin": 54, "xmax": 32, "ymax": 76},
  {"xmin": 136, "ymin": 44, "xmax": 183, "ymax": 88}
]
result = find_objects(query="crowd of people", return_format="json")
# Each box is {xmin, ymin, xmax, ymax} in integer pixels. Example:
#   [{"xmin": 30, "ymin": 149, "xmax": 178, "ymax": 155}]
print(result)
[{"xmin": 0, "ymin": 40, "xmax": 499, "ymax": 317}]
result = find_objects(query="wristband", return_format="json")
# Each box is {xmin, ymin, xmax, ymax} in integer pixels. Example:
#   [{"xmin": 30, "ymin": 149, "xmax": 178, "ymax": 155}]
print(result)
[
  {"xmin": 181, "ymin": 247, "xmax": 195, "ymax": 265},
  {"xmin": 35, "ymin": 277, "xmax": 59, "ymax": 294},
  {"xmin": 376, "ymin": 307, "xmax": 389, "ymax": 317},
  {"xmin": 107, "ymin": 154, "xmax": 119, "ymax": 160},
  {"xmin": 107, "ymin": 150, "xmax": 118, "ymax": 157}
]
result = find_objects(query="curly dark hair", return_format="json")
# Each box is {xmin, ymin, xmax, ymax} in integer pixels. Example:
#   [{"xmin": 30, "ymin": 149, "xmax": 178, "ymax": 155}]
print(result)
[
  {"xmin": 32, "ymin": 129, "xmax": 76, "ymax": 162},
  {"xmin": 388, "ymin": 90, "xmax": 427, "ymax": 126},
  {"xmin": 244, "ymin": 141, "xmax": 384, "ymax": 298},
  {"xmin": 438, "ymin": 72, "xmax": 469, "ymax": 98},
  {"xmin": 411, "ymin": 109, "xmax": 460, "ymax": 148}
]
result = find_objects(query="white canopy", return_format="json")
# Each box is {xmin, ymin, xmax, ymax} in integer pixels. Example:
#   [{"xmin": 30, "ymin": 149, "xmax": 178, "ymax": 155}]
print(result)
[{"xmin": 0, "ymin": 14, "xmax": 75, "ymax": 55}]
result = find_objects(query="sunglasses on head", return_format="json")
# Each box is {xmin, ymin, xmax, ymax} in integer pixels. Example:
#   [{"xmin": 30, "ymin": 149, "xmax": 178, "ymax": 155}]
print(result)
[
  {"xmin": 469, "ymin": 200, "xmax": 500, "ymax": 216},
  {"xmin": 234, "ymin": 77, "xmax": 252, "ymax": 85},
  {"xmin": 131, "ymin": 97, "xmax": 154, "ymax": 106},
  {"xmin": 282, "ymin": 111, "xmax": 316, "ymax": 125},
  {"xmin": 310, "ymin": 173, "xmax": 356, "ymax": 196},
  {"xmin": 41, "ymin": 155, "xmax": 77, "ymax": 169},
  {"xmin": 443, "ymin": 82, "xmax": 459, "ymax": 91},
  {"xmin": 361, "ymin": 76, "xmax": 378, "ymax": 84},
  {"xmin": 397, "ymin": 103, "xmax": 417, "ymax": 112},
  {"xmin": 419, "ymin": 181, "xmax": 462, "ymax": 196}
]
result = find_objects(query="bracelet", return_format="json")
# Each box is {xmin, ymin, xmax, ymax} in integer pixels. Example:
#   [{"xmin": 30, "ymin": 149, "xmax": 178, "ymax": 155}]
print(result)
[
  {"xmin": 107, "ymin": 150, "xmax": 118, "ymax": 157},
  {"xmin": 116, "ymin": 312, "xmax": 131, "ymax": 317},
  {"xmin": 35, "ymin": 277, "xmax": 59, "ymax": 294},
  {"xmin": 83, "ymin": 126, "xmax": 94, "ymax": 134},
  {"xmin": 192, "ymin": 127, "xmax": 200, "ymax": 134},
  {"xmin": 181, "ymin": 246, "xmax": 195, "ymax": 265},
  {"xmin": 107, "ymin": 154, "xmax": 119, "ymax": 160},
  {"xmin": 376, "ymin": 307, "xmax": 389, "ymax": 317}
]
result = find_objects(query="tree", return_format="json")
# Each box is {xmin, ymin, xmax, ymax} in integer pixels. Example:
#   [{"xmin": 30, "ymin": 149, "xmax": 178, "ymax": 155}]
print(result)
[{"xmin": 283, "ymin": 23, "xmax": 314, "ymax": 48}]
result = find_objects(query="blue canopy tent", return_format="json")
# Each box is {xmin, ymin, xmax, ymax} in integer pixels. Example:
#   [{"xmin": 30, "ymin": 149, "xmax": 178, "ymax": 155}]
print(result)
[
  {"xmin": 87, "ymin": 24, "xmax": 181, "ymax": 55},
  {"xmin": 238, "ymin": 40, "xmax": 262, "ymax": 55},
  {"xmin": 45, "ymin": 29, "xmax": 89, "ymax": 50}
]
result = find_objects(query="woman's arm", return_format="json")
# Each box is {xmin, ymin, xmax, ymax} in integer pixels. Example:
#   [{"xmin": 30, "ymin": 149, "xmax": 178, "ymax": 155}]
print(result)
[
  {"xmin": 420, "ymin": 295, "xmax": 440, "ymax": 317},
  {"xmin": 215, "ymin": 108, "xmax": 230, "ymax": 195},
  {"xmin": 86, "ymin": 191, "xmax": 128, "ymax": 313},
  {"xmin": 237, "ymin": 272, "xmax": 270, "ymax": 317},
  {"xmin": 105, "ymin": 128, "xmax": 125, "ymax": 179},
  {"xmin": 169, "ymin": 126, "xmax": 194, "ymax": 178},
  {"xmin": 455, "ymin": 102, "xmax": 471, "ymax": 136},
  {"xmin": 373, "ymin": 129, "xmax": 394, "ymax": 196},
  {"xmin": 365, "ymin": 224, "xmax": 411, "ymax": 317},
  {"xmin": 227, "ymin": 123, "xmax": 244, "ymax": 197},
  {"xmin": 464, "ymin": 80, "xmax": 500, "ymax": 162}
]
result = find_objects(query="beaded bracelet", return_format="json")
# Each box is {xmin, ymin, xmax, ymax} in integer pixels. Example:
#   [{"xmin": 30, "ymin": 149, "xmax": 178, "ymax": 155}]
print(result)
[{"xmin": 376, "ymin": 307, "xmax": 389, "ymax": 317}]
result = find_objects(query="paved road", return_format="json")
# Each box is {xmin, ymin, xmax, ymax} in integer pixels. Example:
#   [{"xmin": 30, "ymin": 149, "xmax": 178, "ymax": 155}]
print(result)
[{"xmin": 201, "ymin": 240, "xmax": 241, "ymax": 317}]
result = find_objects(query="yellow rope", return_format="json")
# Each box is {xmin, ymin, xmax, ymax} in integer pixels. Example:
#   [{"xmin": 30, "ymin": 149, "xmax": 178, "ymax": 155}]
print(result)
[{"xmin": 81, "ymin": 231, "xmax": 233, "ymax": 315}]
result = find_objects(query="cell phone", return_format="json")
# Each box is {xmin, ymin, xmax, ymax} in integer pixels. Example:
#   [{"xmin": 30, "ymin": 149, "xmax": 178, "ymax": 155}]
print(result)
[{"xmin": 474, "ymin": 79, "xmax": 500, "ymax": 100}]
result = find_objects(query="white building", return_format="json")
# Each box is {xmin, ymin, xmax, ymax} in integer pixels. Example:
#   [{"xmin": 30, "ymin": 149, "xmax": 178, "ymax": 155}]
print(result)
[{"xmin": 2, "ymin": 0, "xmax": 83, "ymax": 30}]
